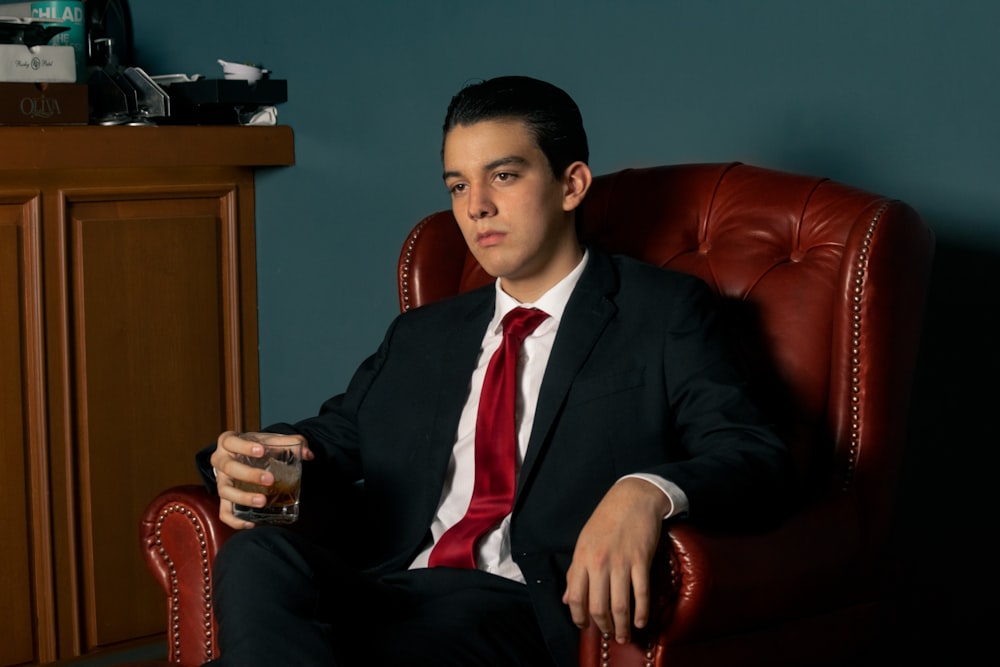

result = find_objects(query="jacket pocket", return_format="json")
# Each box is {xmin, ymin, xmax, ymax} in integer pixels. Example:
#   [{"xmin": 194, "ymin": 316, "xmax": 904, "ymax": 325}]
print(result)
[{"xmin": 564, "ymin": 367, "xmax": 645, "ymax": 407}]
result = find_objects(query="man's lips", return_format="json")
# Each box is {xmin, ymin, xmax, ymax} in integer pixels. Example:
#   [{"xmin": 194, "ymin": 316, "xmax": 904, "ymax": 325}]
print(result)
[{"xmin": 476, "ymin": 230, "xmax": 506, "ymax": 247}]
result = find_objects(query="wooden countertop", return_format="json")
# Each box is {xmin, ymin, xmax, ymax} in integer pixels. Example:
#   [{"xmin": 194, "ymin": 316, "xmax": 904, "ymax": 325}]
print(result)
[{"xmin": 0, "ymin": 125, "xmax": 295, "ymax": 170}]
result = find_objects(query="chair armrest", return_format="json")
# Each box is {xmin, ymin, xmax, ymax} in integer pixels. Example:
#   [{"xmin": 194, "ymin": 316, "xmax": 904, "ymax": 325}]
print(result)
[
  {"xmin": 140, "ymin": 484, "xmax": 234, "ymax": 667},
  {"xmin": 660, "ymin": 493, "xmax": 875, "ymax": 644},
  {"xmin": 579, "ymin": 493, "xmax": 877, "ymax": 666}
]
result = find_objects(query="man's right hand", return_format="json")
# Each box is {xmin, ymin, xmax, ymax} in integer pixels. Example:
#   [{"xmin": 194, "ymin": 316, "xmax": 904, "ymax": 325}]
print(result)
[{"xmin": 210, "ymin": 431, "xmax": 309, "ymax": 529}]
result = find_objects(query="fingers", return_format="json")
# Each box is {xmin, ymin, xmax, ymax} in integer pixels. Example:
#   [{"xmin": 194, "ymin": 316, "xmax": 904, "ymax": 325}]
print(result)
[
  {"xmin": 609, "ymin": 566, "xmax": 633, "ymax": 643},
  {"xmin": 212, "ymin": 447, "xmax": 263, "ymax": 530},
  {"xmin": 219, "ymin": 497, "xmax": 255, "ymax": 530},
  {"xmin": 561, "ymin": 565, "xmax": 591, "ymax": 630},
  {"xmin": 561, "ymin": 543, "xmax": 624, "ymax": 641},
  {"xmin": 562, "ymin": 561, "xmax": 637, "ymax": 644},
  {"xmin": 213, "ymin": 430, "xmax": 305, "ymax": 482},
  {"xmin": 630, "ymin": 564, "xmax": 651, "ymax": 631},
  {"xmin": 562, "ymin": 478, "xmax": 667, "ymax": 644},
  {"xmin": 214, "ymin": 431, "xmax": 273, "ymax": 488},
  {"xmin": 211, "ymin": 431, "xmax": 263, "ymax": 473},
  {"xmin": 212, "ymin": 431, "xmax": 303, "ymax": 530},
  {"xmin": 301, "ymin": 441, "xmax": 315, "ymax": 461}
]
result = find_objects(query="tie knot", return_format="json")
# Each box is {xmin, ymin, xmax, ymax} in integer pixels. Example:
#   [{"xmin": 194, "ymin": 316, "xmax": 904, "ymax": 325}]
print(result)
[{"xmin": 501, "ymin": 307, "xmax": 550, "ymax": 344}]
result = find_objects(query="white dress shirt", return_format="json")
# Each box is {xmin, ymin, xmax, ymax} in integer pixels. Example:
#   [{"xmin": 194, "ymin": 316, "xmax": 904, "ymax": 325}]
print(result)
[{"xmin": 409, "ymin": 251, "xmax": 688, "ymax": 582}]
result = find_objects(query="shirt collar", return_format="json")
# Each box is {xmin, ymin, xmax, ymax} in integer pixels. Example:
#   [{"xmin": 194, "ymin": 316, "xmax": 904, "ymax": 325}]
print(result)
[{"xmin": 491, "ymin": 249, "xmax": 590, "ymax": 331}]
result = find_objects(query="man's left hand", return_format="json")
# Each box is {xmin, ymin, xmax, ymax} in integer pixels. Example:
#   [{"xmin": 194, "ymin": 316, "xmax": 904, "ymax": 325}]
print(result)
[{"xmin": 562, "ymin": 477, "xmax": 670, "ymax": 644}]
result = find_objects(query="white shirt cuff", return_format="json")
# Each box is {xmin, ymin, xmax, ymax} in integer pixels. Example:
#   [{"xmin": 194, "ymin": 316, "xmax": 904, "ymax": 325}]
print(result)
[{"xmin": 621, "ymin": 473, "xmax": 689, "ymax": 519}]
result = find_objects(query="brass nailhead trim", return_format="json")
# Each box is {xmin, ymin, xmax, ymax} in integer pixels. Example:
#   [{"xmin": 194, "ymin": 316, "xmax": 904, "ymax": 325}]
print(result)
[
  {"xmin": 842, "ymin": 202, "xmax": 889, "ymax": 490},
  {"xmin": 155, "ymin": 504, "xmax": 214, "ymax": 664},
  {"xmin": 597, "ymin": 632, "xmax": 656, "ymax": 665},
  {"xmin": 400, "ymin": 219, "xmax": 431, "ymax": 312}
]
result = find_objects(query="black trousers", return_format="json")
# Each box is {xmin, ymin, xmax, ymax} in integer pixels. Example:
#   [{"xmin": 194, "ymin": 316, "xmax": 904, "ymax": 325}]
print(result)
[{"xmin": 206, "ymin": 526, "xmax": 554, "ymax": 666}]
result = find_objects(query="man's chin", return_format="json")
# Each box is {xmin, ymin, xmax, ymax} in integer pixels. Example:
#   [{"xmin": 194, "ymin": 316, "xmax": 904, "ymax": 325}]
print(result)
[{"xmin": 468, "ymin": 251, "xmax": 511, "ymax": 279}]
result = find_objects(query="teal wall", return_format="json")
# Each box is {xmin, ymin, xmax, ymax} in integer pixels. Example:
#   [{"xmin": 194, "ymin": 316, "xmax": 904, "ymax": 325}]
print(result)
[
  {"xmin": 129, "ymin": 1, "xmax": 993, "ymax": 658},
  {"xmin": 128, "ymin": 0, "xmax": 999, "ymax": 421}
]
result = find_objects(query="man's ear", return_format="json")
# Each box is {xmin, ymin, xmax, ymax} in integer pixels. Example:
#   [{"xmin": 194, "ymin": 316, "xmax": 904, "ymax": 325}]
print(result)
[{"xmin": 561, "ymin": 161, "xmax": 593, "ymax": 212}]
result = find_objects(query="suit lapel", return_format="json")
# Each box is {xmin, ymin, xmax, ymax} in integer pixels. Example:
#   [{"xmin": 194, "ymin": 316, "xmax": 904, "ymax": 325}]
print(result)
[
  {"xmin": 423, "ymin": 289, "xmax": 495, "ymax": 483},
  {"xmin": 516, "ymin": 251, "xmax": 619, "ymax": 499}
]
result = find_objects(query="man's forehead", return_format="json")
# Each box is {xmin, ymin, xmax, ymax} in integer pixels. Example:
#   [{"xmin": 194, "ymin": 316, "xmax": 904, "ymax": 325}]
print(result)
[{"xmin": 442, "ymin": 120, "xmax": 538, "ymax": 174}]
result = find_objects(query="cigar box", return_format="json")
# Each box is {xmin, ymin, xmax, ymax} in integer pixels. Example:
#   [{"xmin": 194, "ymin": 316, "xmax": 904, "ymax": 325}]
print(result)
[{"xmin": 0, "ymin": 81, "xmax": 87, "ymax": 124}]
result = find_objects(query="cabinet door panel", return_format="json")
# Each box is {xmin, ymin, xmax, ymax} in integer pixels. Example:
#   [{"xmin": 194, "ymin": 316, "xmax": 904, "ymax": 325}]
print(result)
[
  {"xmin": 0, "ymin": 214, "xmax": 36, "ymax": 667},
  {"xmin": 66, "ymin": 192, "xmax": 246, "ymax": 649},
  {"xmin": 0, "ymin": 198, "xmax": 52, "ymax": 666}
]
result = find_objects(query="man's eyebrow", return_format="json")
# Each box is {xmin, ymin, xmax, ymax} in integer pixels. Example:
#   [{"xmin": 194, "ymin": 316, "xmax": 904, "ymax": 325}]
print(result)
[
  {"xmin": 442, "ymin": 155, "xmax": 529, "ymax": 181},
  {"xmin": 485, "ymin": 155, "xmax": 528, "ymax": 171}
]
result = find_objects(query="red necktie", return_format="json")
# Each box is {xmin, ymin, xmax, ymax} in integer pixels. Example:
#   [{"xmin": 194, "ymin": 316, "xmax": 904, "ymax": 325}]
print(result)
[{"xmin": 429, "ymin": 307, "xmax": 550, "ymax": 569}]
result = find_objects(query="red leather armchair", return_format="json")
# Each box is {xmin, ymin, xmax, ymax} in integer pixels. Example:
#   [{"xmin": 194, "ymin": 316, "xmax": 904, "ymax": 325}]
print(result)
[{"xmin": 141, "ymin": 162, "xmax": 934, "ymax": 666}]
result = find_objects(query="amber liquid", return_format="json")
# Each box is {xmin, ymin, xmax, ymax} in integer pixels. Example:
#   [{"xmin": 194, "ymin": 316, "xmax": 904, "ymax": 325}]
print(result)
[{"xmin": 233, "ymin": 475, "xmax": 301, "ymax": 524}]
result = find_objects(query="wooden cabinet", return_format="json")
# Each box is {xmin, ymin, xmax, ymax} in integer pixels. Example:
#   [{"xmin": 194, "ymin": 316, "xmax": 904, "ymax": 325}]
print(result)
[{"xmin": 0, "ymin": 126, "xmax": 294, "ymax": 665}]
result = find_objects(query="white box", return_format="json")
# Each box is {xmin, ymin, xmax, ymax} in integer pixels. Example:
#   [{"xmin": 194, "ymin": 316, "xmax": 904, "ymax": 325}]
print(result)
[
  {"xmin": 0, "ymin": 43, "xmax": 74, "ymax": 82},
  {"xmin": 0, "ymin": 3, "xmax": 34, "ymax": 19}
]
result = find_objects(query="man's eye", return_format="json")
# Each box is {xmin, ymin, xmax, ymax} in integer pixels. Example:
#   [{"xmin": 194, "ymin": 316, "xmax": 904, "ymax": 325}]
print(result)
[
  {"xmin": 449, "ymin": 183, "xmax": 466, "ymax": 195},
  {"xmin": 495, "ymin": 172, "xmax": 516, "ymax": 183}
]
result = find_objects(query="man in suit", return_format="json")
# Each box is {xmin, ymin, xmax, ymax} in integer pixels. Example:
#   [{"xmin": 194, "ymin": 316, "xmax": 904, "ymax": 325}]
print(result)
[{"xmin": 201, "ymin": 75, "xmax": 791, "ymax": 666}]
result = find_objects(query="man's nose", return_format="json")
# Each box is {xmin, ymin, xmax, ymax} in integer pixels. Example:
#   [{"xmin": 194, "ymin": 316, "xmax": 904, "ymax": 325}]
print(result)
[{"xmin": 466, "ymin": 186, "xmax": 497, "ymax": 220}]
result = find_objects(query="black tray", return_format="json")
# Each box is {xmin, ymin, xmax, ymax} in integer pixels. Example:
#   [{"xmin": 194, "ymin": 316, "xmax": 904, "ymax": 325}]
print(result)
[
  {"xmin": 161, "ymin": 79, "xmax": 287, "ymax": 124},
  {"xmin": 165, "ymin": 79, "xmax": 287, "ymax": 106}
]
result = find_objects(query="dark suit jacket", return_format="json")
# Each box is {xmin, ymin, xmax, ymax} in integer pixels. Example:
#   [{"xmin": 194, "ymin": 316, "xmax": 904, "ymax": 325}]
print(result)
[{"xmin": 201, "ymin": 249, "xmax": 791, "ymax": 666}]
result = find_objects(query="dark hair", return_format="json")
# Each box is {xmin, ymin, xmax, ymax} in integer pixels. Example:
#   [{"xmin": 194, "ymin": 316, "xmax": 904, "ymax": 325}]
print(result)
[{"xmin": 442, "ymin": 76, "xmax": 589, "ymax": 176}]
